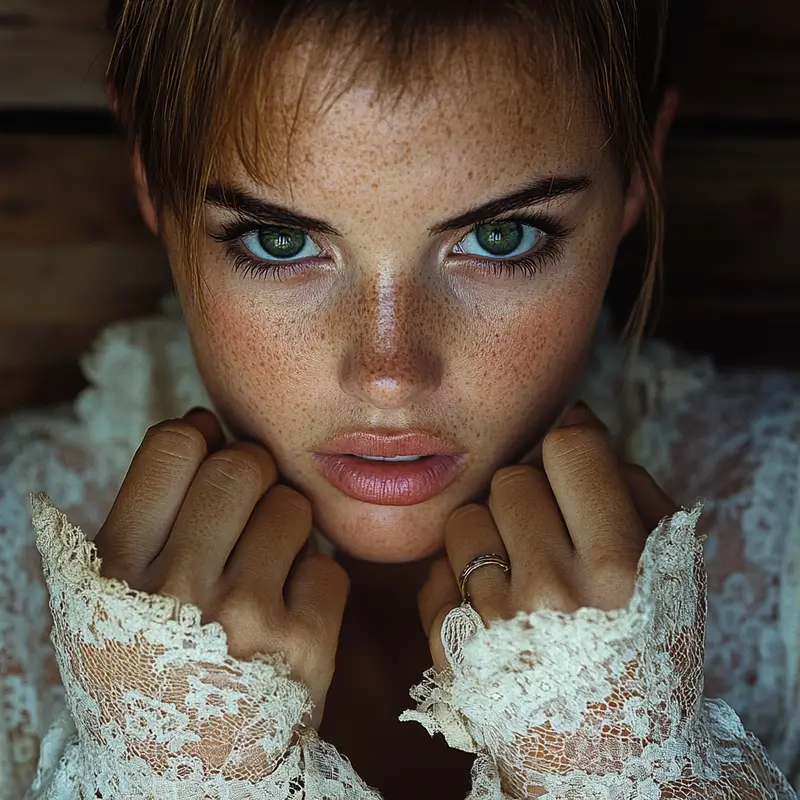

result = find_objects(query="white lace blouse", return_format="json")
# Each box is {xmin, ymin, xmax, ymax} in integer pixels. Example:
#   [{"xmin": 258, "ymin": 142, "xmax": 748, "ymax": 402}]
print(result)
[{"xmin": 1, "ymin": 300, "xmax": 798, "ymax": 799}]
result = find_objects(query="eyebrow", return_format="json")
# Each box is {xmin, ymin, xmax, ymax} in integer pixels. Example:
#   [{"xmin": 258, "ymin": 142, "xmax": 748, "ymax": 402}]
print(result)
[
  {"xmin": 204, "ymin": 174, "xmax": 592, "ymax": 237},
  {"xmin": 429, "ymin": 175, "xmax": 592, "ymax": 234}
]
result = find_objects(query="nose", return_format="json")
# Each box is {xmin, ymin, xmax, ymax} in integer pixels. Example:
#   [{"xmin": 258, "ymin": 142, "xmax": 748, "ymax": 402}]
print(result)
[{"xmin": 338, "ymin": 278, "xmax": 443, "ymax": 410}]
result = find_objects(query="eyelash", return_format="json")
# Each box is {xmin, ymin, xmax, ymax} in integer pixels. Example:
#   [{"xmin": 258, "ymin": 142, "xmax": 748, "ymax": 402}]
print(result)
[{"xmin": 209, "ymin": 213, "xmax": 571, "ymax": 281}]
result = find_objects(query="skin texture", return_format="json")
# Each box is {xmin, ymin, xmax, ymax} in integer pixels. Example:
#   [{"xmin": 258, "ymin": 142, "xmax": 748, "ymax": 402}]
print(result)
[
  {"xmin": 417, "ymin": 404, "xmax": 679, "ymax": 796},
  {"xmin": 136, "ymin": 46, "xmax": 667, "ymax": 565},
  {"xmin": 102, "ymin": 37, "xmax": 684, "ymax": 793}
]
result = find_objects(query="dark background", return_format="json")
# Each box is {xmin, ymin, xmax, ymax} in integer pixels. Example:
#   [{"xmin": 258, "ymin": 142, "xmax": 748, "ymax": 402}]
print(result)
[{"xmin": 0, "ymin": 0, "xmax": 798, "ymax": 414}]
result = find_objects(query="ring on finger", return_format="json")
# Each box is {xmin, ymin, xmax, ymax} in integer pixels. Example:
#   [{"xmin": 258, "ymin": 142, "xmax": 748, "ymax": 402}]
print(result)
[{"xmin": 458, "ymin": 553, "xmax": 511, "ymax": 602}]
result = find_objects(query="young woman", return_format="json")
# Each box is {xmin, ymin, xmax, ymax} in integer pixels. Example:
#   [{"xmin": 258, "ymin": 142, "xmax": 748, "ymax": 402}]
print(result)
[{"xmin": 2, "ymin": 1, "xmax": 799, "ymax": 798}]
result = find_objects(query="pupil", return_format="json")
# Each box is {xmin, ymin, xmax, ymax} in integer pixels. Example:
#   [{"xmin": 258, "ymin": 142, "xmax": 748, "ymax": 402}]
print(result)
[
  {"xmin": 258, "ymin": 227, "xmax": 306, "ymax": 258},
  {"xmin": 476, "ymin": 221, "xmax": 523, "ymax": 256}
]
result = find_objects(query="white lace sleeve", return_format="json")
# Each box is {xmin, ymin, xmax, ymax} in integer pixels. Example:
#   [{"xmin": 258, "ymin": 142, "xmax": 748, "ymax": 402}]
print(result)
[
  {"xmin": 5, "ymin": 303, "xmax": 799, "ymax": 799},
  {"xmin": 0, "ymin": 306, "xmax": 215, "ymax": 798},
  {"xmin": 0, "ymin": 408, "xmax": 126, "ymax": 800},
  {"xmin": 400, "ymin": 505, "xmax": 796, "ymax": 799},
  {"xmin": 26, "ymin": 494, "xmax": 381, "ymax": 800}
]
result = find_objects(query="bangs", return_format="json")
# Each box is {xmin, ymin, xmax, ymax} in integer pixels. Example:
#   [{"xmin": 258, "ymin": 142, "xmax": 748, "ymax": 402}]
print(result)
[
  {"xmin": 107, "ymin": 0, "xmax": 665, "ymax": 332},
  {"xmin": 108, "ymin": 1, "xmax": 583, "ymax": 219}
]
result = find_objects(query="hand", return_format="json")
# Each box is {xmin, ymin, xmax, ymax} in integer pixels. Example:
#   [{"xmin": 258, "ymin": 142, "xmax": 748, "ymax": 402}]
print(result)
[
  {"xmin": 409, "ymin": 406, "xmax": 781, "ymax": 799},
  {"xmin": 418, "ymin": 402, "xmax": 677, "ymax": 669},
  {"xmin": 94, "ymin": 407, "xmax": 349, "ymax": 728},
  {"xmin": 412, "ymin": 402, "xmax": 687, "ymax": 796}
]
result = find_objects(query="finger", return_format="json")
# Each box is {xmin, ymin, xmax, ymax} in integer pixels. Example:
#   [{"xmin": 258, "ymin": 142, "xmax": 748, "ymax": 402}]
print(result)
[
  {"xmin": 283, "ymin": 552, "xmax": 350, "ymax": 687},
  {"xmin": 224, "ymin": 484, "xmax": 313, "ymax": 605},
  {"xmin": 562, "ymin": 403, "xmax": 678, "ymax": 530},
  {"xmin": 426, "ymin": 599, "xmax": 462, "ymax": 672},
  {"xmin": 542, "ymin": 423, "xmax": 647, "ymax": 572},
  {"xmin": 559, "ymin": 400, "xmax": 608, "ymax": 432},
  {"xmin": 182, "ymin": 407, "xmax": 226, "ymax": 451},
  {"xmin": 488, "ymin": 465, "xmax": 576, "ymax": 610},
  {"xmin": 418, "ymin": 558, "xmax": 462, "ymax": 671},
  {"xmin": 417, "ymin": 557, "xmax": 461, "ymax": 637},
  {"xmin": 620, "ymin": 462, "xmax": 678, "ymax": 531},
  {"xmin": 151, "ymin": 441, "xmax": 278, "ymax": 602},
  {"xmin": 95, "ymin": 409, "xmax": 224, "ymax": 580},
  {"xmin": 444, "ymin": 504, "xmax": 510, "ymax": 620}
]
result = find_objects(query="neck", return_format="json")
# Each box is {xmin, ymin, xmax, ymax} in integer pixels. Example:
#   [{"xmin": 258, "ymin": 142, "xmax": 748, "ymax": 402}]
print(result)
[{"xmin": 335, "ymin": 549, "xmax": 443, "ymax": 622}]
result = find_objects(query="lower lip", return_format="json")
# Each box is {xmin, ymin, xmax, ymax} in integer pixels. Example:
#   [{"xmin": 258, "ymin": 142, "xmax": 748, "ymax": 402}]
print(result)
[{"xmin": 312, "ymin": 454, "xmax": 467, "ymax": 506}]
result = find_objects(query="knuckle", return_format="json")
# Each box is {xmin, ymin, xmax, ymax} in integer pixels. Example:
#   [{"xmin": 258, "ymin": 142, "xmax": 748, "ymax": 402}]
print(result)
[
  {"xmin": 290, "ymin": 610, "xmax": 327, "ymax": 646},
  {"xmin": 203, "ymin": 449, "xmax": 264, "ymax": 495},
  {"xmin": 492, "ymin": 464, "xmax": 535, "ymax": 484},
  {"xmin": 542, "ymin": 424, "xmax": 608, "ymax": 463},
  {"xmin": 213, "ymin": 591, "xmax": 283, "ymax": 654},
  {"xmin": 588, "ymin": 556, "xmax": 638, "ymax": 600},
  {"xmin": 269, "ymin": 484, "xmax": 312, "ymax": 517},
  {"xmin": 523, "ymin": 581, "xmax": 579, "ymax": 613},
  {"xmin": 285, "ymin": 634, "xmax": 324, "ymax": 678},
  {"xmin": 446, "ymin": 503, "xmax": 484, "ymax": 527},
  {"xmin": 216, "ymin": 591, "xmax": 274, "ymax": 628},
  {"xmin": 158, "ymin": 572, "xmax": 203, "ymax": 607},
  {"xmin": 143, "ymin": 419, "xmax": 208, "ymax": 462},
  {"xmin": 327, "ymin": 557, "xmax": 351, "ymax": 591},
  {"xmin": 491, "ymin": 464, "xmax": 537, "ymax": 491}
]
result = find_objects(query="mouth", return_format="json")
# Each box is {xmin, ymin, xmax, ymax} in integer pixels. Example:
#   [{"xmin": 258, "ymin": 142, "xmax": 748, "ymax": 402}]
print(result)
[{"xmin": 313, "ymin": 431, "xmax": 468, "ymax": 506}]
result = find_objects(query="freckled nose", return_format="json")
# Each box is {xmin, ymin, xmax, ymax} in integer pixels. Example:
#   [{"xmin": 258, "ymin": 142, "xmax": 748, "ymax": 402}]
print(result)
[
  {"xmin": 337, "ymin": 285, "xmax": 443, "ymax": 409},
  {"xmin": 339, "ymin": 348, "xmax": 443, "ymax": 409}
]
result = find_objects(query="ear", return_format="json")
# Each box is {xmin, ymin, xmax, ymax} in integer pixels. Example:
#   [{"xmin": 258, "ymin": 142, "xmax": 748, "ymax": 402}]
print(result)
[
  {"xmin": 620, "ymin": 87, "xmax": 680, "ymax": 238},
  {"xmin": 106, "ymin": 83, "xmax": 160, "ymax": 237}
]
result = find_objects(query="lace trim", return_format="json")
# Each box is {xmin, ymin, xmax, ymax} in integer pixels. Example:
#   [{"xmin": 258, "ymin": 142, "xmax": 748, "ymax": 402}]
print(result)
[
  {"xmin": 29, "ymin": 494, "xmax": 380, "ymax": 799},
  {"xmin": 400, "ymin": 506, "xmax": 796, "ymax": 799}
]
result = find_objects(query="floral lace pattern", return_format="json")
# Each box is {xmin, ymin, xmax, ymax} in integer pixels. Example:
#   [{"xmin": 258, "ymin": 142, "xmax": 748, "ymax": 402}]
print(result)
[
  {"xmin": 400, "ymin": 507, "xmax": 794, "ymax": 798},
  {"xmin": 0, "ymin": 302, "xmax": 798, "ymax": 798},
  {"xmin": 27, "ymin": 495, "xmax": 380, "ymax": 800}
]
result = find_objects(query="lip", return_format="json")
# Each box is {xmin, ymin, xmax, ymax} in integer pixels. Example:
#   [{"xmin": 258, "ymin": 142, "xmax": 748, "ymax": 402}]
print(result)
[{"xmin": 313, "ymin": 431, "xmax": 467, "ymax": 506}]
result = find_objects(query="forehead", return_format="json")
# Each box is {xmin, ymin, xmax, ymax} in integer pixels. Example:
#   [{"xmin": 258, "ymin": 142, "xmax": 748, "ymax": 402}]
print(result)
[{"xmin": 216, "ymin": 34, "xmax": 609, "ymax": 208}]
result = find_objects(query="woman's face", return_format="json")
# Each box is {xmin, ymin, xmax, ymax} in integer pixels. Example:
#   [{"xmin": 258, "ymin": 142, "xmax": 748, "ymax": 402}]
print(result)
[{"xmin": 154, "ymin": 47, "xmax": 645, "ymax": 564}]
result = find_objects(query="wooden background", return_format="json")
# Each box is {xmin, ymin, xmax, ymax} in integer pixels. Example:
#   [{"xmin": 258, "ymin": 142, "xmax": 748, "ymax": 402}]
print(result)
[{"xmin": 0, "ymin": 0, "xmax": 799, "ymax": 414}]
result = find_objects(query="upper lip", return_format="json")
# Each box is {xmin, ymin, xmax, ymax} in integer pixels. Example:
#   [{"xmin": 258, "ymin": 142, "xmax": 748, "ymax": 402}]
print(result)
[{"xmin": 315, "ymin": 430, "xmax": 464, "ymax": 458}]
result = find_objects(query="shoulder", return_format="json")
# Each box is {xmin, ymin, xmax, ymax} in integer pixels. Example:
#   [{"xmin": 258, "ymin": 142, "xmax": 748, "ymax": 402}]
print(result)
[
  {"xmin": 649, "ymin": 365, "xmax": 800, "ymax": 512},
  {"xmin": 581, "ymin": 317, "xmax": 800, "ymax": 503},
  {"xmin": 0, "ymin": 407, "xmax": 91, "ymax": 792},
  {"xmin": 615, "ymin": 343, "xmax": 800, "ymax": 755}
]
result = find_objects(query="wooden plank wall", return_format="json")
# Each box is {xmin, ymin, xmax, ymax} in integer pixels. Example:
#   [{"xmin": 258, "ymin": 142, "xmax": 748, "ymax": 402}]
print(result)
[{"xmin": 0, "ymin": 1, "xmax": 799, "ymax": 414}]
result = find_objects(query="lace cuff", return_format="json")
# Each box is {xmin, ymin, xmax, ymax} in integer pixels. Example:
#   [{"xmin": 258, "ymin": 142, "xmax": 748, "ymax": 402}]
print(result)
[
  {"xmin": 28, "ymin": 494, "xmax": 380, "ymax": 800},
  {"xmin": 400, "ymin": 507, "xmax": 797, "ymax": 799}
]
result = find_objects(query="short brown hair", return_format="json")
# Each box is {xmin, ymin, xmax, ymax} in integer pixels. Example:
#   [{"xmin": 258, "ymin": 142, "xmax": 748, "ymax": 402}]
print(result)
[{"xmin": 105, "ymin": 0, "xmax": 670, "ymax": 333}]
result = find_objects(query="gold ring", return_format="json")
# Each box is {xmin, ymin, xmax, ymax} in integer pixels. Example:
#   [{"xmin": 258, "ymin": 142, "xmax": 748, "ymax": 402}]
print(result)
[{"xmin": 457, "ymin": 553, "xmax": 510, "ymax": 602}]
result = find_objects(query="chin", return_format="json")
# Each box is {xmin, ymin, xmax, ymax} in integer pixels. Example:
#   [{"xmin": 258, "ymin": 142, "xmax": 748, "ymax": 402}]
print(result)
[{"xmin": 312, "ymin": 496, "xmax": 450, "ymax": 563}]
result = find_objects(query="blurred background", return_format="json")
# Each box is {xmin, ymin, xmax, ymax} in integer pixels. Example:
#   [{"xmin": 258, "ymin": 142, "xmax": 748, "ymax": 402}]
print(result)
[{"xmin": 0, "ymin": 0, "xmax": 798, "ymax": 415}]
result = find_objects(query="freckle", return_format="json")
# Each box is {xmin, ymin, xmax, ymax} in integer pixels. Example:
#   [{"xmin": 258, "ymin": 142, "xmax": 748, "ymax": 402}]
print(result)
[{"xmin": 371, "ymin": 182, "xmax": 379, "ymax": 190}]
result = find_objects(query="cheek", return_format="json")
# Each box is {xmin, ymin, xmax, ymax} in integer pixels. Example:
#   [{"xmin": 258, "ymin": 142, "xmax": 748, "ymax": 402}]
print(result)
[
  {"xmin": 460, "ymin": 273, "xmax": 608, "ymax": 429},
  {"xmin": 184, "ymin": 296, "xmax": 319, "ymax": 443}
]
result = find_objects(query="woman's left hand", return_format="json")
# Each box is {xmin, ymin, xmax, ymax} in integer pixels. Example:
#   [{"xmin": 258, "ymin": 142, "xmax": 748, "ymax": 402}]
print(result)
[{"xmin": 418, "ymin": 402, "xmax": 678, "ymax": 671}]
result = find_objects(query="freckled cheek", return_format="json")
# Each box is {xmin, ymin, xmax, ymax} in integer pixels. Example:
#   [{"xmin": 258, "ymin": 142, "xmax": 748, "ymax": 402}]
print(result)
[
  {"xmin": 463, "ymin": 289, "xmax": 602, "ymax": 430},
  {"xmin": 185, "ymin": 302, "xmax": 319, "ymax": 431}
]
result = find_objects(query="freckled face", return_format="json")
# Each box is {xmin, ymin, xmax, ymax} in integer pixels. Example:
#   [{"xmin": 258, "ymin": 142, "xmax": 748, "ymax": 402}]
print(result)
[{"xmin": 161, "ymin": 49, "xmax": 630, "ymax": 563}]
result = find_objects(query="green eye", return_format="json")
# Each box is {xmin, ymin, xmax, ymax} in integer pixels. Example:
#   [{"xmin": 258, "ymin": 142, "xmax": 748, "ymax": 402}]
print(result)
[
  {"xmin": 257, "ymin": 227, "xmax": 308, "ymax": 259},
  {"xmin": 454, "ymin": 219, "xmax": 545, "ymax": 268},
  {"xmin": 474, "ymin": 221, "xmax": 524, "ymax": 256}
]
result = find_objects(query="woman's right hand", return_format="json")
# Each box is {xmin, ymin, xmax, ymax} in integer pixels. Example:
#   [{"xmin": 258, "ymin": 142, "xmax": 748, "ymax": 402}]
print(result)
[{"xmin": 93, "ymin": 407, "xmax": 349, "ymax": 729}]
